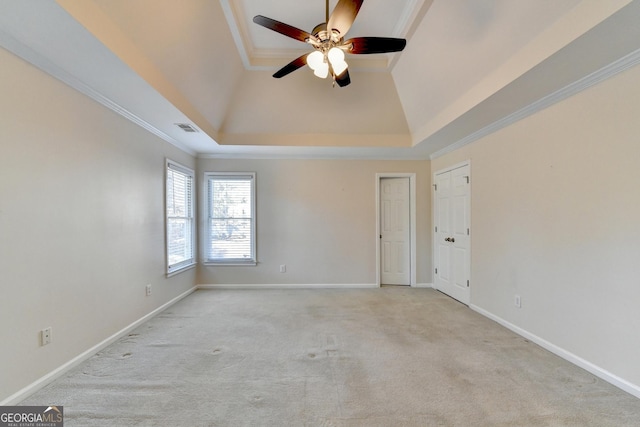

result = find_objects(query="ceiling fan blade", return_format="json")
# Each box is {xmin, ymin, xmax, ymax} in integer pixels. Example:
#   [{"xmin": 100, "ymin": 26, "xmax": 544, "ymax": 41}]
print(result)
[
  {"xmin": 253, "ymin": 15, "xmax": 317, "ymax": 44},
  {"xmin": 327, "ymin": 0, "xmax": 363, "ymax": 37},
  {"xmin": 344, "ymin": 37, "xmax": 407, "ymax": 54},
  {"xmin": 273, "ymin": 53, "xmax": 310, "ymax": 78},
  {"xmin": 335, "ymin": 69, "xmax": 351, "ymax": 87}
]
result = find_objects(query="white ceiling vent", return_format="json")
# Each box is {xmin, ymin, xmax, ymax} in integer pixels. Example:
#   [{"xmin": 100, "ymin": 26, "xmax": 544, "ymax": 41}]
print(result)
[{"xmin": 175, "ymin": 123, "xmax": 199, "ymax": 133}]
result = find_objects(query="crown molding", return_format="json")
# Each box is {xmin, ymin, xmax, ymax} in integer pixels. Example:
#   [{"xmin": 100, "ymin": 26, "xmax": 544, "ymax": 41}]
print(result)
[
  {"xmin": 220, "ymin": 0, "xmax": 252, "ymax": 69},
  {"xmin": 197, "ymin": 151, "xmax": 430, "ymax": 161},
  {"xmin": 430, "ymin": 47, "xmax": 640, "ymax": 160},
  {"xmin": 0, "ymin": 28, "xmax": 197, "ymax": 156},
  {"xmin": 392, "ymin": 0, "xmax": 423, "ymax": 38}
]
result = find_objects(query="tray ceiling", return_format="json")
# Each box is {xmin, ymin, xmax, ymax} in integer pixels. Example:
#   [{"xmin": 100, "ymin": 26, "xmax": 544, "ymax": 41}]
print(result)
[
  {"xmin": 0, "ymin": 0, "xmax": 638, "ymax": 159},
  {"xmin": 221, "ymin": 0, "xmax": 422, "ymax": 70}
]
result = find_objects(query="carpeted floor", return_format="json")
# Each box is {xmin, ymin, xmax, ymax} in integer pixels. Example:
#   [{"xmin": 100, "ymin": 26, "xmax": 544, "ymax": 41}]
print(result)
[{"xmin": 20, "ymin": 288, "xmax": 640, "ymax": 426}]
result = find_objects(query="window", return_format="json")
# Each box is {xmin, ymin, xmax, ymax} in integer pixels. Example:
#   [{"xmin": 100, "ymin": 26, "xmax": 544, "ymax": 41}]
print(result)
[
  {"xmin": 205, "ymin": 172, "xmax": 256, "ymax": 265},
  {"xmin": 166, "ymin": 160, "xmax": 195, "ymax": 274}
]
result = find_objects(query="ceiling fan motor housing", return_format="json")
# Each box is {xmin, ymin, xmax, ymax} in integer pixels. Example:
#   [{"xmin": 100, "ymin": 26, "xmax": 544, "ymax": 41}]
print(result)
[{"xmin": 311, "ymin": 23, "xmax": 343, "ymax": 49}]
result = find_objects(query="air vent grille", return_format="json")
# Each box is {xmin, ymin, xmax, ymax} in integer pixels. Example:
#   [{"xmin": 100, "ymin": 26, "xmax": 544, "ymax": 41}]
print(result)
[{"xmin": 175, "ymin": 123, "xmax": 198, "ymax": 133}]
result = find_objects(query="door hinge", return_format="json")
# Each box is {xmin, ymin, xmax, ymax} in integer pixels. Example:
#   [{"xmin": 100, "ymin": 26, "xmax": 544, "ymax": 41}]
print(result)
[
  {"xmin": 435, "ymin": 226, "xmax": 438, "ymax": 232},
  {"xmin": 435, "ymin": 268, "xmax": 438, "ymax": 275},
  {"xmin": 467, "ymin": 228, "xmax": 470, "ymax": 235},
  {"xmin": 467, "ymin": 280, "xmax": 470, "ymax": 287},
  {"xmin": 464, "ymin": 176, "xmax": 469, "ymax": 184},
  {"xmin": 433, "ymin": 184, "xmax": 437, "ymax": 191}
]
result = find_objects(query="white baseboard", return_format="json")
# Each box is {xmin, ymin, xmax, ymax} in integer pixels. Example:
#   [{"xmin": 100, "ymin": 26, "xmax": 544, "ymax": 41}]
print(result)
[
  {"xmin": 197, "ymin": 283, "xmax": 378, "ymax": 290},
  {"xmin": 470, "ymin": 304, "xmax": 640, "ymax": 400},
  {"xmin": 198, "ymin": 283, "xmax": 435, "ymax": 290},
  {"xmin": 414, "ymin": 283, "xmax": 433, "ymax": 288},
  {"xmin": 1, "ymin": 286, "xmax": 198, "ymax": 406}
]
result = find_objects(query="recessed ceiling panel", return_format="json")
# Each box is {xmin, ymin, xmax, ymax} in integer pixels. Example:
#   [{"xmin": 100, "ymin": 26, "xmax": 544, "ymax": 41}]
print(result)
[{"xmin": 222, "ymin": 0, "xmax": 422, "ymax": 69}]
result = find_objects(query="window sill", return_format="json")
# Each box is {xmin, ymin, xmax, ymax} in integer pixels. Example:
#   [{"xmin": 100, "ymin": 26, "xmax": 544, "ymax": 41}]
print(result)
[
  {"xmin": 204, "ymin": 261, "xmax": 257, "ymax": 267},
  {"xmin": 166, "ymin": 262, "xmax": 197, "ymax": 277}
]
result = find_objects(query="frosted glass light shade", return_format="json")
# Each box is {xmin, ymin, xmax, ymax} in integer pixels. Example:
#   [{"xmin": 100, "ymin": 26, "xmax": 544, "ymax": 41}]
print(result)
[
  {"xmin": 313, "ymin": 62, "xmax": 329, "ymax": 78},
  {"xmin": 307, "ymin": 51, "xmax": 324, "ymax": 70},
  {"xmin": 328, "ymin": 47, "xmax": 348, "ymax": 75},
  {"xmin": 332, "ymin": 59, "xmax": 348, "ymax": 75},
  {"xmin": 328, "ymin": 47, "xmax": 345, "ymax": 64},
  {"xmin": 308, "ymin": 48, "xmax": 347, "ymax": 79}
]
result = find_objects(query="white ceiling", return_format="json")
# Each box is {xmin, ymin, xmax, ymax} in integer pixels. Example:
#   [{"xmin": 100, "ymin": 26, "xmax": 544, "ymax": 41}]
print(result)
[{"xmin": 0, "ymin": 0, "xmax": 639, "ymax": 159}]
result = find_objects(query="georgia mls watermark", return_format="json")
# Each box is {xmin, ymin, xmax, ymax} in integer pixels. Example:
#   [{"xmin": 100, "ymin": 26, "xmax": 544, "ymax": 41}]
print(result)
[{"xmin": 0, "ymin": 406, "xmax": 63, "ymax": 427}]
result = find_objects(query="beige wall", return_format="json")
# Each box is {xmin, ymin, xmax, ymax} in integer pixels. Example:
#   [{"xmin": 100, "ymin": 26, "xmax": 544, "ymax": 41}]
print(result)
[
  {"xmin": 432, "ymin": 63, "xmax": 640, "ymax": 389},
  {"xmin": 197, "ymin": 158, "xmax": 431, "ymax": 286},
  {"xmin": 0, "ymin": 47, "xmax": 196, "ymax": 402}
]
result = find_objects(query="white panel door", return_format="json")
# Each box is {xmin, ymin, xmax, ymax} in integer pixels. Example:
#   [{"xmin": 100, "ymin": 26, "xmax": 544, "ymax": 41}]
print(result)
[
  {"xmin": 381, "ymin": 178, "xmax": 410, "ymax": 285},
  {"xmin": 435, "ymin": 172, "xmax": 452, "ymax": 293},
  {"xmin": 434, "ymin": 164, "xmax": 470, "ymax": 304}
]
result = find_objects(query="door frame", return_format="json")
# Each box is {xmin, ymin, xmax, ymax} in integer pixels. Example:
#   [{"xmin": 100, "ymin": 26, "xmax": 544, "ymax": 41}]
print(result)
[
  {"xmin": 433, "ymin": 160, "xmax": 471, "ymax": 302},
  {"xmin": 376, "ymin": 173, "xmax": 417, "ymax": 287}
]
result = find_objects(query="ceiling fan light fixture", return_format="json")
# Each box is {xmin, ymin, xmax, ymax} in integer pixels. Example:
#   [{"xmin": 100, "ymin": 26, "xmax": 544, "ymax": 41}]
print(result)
[
  {"xmin": 307, "ymin": 50, "xmax": 325, "ymax": 71},
  {"xmin": 327, "ymin": 47, "xmax": 344, "ymax": 64},
  {"xmin": 332, "ymin": 61, "xmax": 348, "ymax": 76},
  {"xmin": 253, "ymin": 0, "xmax": 407, "ymax": 87},
  {"xmin": 328, "ymin": 47, "xmax": 348, "ymax": 75},
  {"xmin": 313, "ymin": 62, "xmax": 330, "ymax": 78}
]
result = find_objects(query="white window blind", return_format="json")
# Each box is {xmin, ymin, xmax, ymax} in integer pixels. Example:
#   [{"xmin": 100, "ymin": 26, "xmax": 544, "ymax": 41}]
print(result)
[
  {"xmin": 166, "ymin": 160, "xmax": 195, "ymax": 274},
  {"xmin": 205, "ymin": 173, "xmax": 256, "ymax": 264}
]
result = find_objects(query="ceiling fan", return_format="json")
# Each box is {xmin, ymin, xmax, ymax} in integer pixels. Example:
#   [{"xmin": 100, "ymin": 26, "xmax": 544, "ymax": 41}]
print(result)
[{"xmin": 253, "ymin": 0, "xmax": 407, "ymax": 87}]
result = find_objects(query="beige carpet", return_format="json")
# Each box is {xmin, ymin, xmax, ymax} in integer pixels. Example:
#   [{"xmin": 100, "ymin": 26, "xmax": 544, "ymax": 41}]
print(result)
[{"xmin": 20, "ymin": 288, "xmax": 640, "ymax": 426}]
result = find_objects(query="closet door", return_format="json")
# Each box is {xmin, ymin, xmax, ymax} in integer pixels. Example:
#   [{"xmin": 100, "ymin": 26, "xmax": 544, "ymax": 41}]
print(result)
[
  {"xmin": 380, "ymin": 177, "xmax": 411, "ymax": 285},
  {"xmin": 434, "ymin": 164, "xmax": 470, "ymax": 305}
]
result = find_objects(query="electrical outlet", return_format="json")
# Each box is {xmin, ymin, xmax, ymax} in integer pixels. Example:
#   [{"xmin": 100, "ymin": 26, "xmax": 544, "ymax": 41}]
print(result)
[
  {"xmin": 515, "ymin": 295, "xmax": 521, "ymax": 308},
  {"xmin": 145, "ymin": 284, "xmax": 152, "ymax": 296},
  {"xmin": 41, "ymin": 327, "xmax": 52, "ymax": 346},
  {"xmin": 279, "ymin": 265, "xmax": 286, "ymax": 273}
]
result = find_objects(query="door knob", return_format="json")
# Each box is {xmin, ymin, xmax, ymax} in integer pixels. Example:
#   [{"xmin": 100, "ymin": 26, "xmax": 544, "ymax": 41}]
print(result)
[
  {"xmin": 445, "ymin": 237, "xmax": 451, "ymax": 242},
  {"xmin": 450, "ymin": 237, "xmax": 455, "ymax": 243}
]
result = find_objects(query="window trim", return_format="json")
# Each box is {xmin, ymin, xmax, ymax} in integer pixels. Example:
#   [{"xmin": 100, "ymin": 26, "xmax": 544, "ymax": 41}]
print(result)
[
  {"xmin": 203, "ymin": 172, "xmax": 257, "ymax": 266},
  {"xmin": 165, "ymin": 159, "xmax": 196, "ymax": 275}
]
